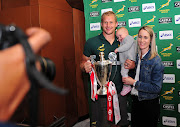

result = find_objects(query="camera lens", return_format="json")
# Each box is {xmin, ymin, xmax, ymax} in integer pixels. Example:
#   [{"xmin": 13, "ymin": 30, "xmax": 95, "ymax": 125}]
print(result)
[{"xmin": 38, "ymin": 57, "xmax": 56, "ymax": 81}]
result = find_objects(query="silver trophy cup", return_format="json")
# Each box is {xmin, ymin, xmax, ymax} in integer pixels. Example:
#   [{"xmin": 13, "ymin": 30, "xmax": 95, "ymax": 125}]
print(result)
[{"xmin": 93, "ymin": 52, "xmax": 112, "ymax": 95}]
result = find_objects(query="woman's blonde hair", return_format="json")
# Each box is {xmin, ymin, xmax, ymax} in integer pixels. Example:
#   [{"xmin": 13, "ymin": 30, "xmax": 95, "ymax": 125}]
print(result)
[{"xmin": 138, "ymin": 26, "xmax": 158, "ymax": 60}]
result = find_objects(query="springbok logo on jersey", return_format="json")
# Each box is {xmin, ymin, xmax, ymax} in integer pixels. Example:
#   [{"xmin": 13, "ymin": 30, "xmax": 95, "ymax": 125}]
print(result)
[
  {"xmin": 97, "ymin": 44, "xmax": 105, "ymax": 51},
  {"xmin": 89, "ymin": 0, "xmax": 98, "ymax": 8}
]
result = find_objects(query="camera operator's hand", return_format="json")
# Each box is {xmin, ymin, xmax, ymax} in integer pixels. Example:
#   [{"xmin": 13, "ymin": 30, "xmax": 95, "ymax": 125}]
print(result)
[
  {"xmin": 0, "ymin": 27, "xmax": 51, "ymax": 122},
  {"xmin": 26, "ymin": 27, "xmax": 51, "ymax": 53}
]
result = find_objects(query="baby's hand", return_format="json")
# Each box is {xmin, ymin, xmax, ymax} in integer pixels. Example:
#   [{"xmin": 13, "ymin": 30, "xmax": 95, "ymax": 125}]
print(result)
[{"xmin": 114, "ymin": 48, "xmax": 118, "ymax": 53}]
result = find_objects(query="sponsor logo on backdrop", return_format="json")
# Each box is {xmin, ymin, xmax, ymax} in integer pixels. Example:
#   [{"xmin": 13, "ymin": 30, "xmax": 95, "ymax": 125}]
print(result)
[
  {"xmin": 90, "ymin": 23, "xmax": 101, "ymax": 31},
  {"xmin": 161, "ymin": 87, "xmax": 175, "ymax": 100},
  {"xmin": 128, "ymin": 6, "xmax": 140, "ymax": 12},
  {"xmin": 129, "ymin": 18, "xmax": 141, "ymax": 27},
  {"xmin": 97, "ymin": 44, "xmax": 105, "ymax": 51},
  {"xmin": 144, "ymin": 15, "xmax": 156, "ymax": 27},
  {"xmin": 89, "ymin": 0, "xmax": 98, "ymax": 8},
  {"xmin": 127, "ymin": 113, "xmax": 131, "ymax": 121},
  {"xmin": 162, "ymin": 116, "xmax": 177, "ymax": 127},
  {"xmin": 162, "ymin": 61, "xmax": 174, "ymax": 67},
  {"xmin": 116, "ymin": 5, "xmax": 126, "ymax": 18},
  {"xmin": 129, "ymin": 0, "xmax": 137, "ymax": 2},
  {"xmin": 178, "ymin": 104, "xmax": 180, "ymax": 113},
  {"xmin": 176, "ymin": 34, "xmax": 180, "ymax": 40},
  {"xmin": 158, "ymin": 0, "xmax": 171, "ymax": 13},
  {"xmin": 163, "ymin": 74, "xmax": 175, "ymax": 83},
  {"xmin": 177, "ymin": 59, "xmax": 180, "ymax": 69},
  {"xmin": 133, "ymin": 34, "xmax": 138, "ymax": 39},
  {"xmin": 162, "ymin": 104, "xmax": 175, "ymax": 111},
  {"xmin": 155, "ymin": 33, "xmax": 157, "ymax": 38},
  {"xmin": 175, "ymin": 15, "xmax": 180, "ymax": 24},
  {"xmin": 117, "ymin": 21, "xmax": 126, "ymax": 27},
  {"xmin": 159, "ymin": 30, "xmax": 173, "ymax": 40},
  {"xmin": 90, "ymin": 11, "xmax": 100, "ymax": 17},
  {"xmin": 178, "ymin": 90, "xmax": 180, "ymax": 96},
  {"xmin": 174, "ymin": 1, "xmax": 180, "ymax": 7},
  {"xmin": 142, "ymin": 3, "xmax": 156, "ymax": 12},
  {"xmin": 101, "ymin": 8, "xmax": 113, "ymax": 15},
  {"xmin": 160, "ymin": 43, "xmax": 173, "ymax": 57},
  {"xmin": 134, "ymin": 33, "xmax": 157, "ymax": 42},
  {"xmin": 177, "ymin": 46, "xmax": 180, "ymax": 52},
  {"xmin": 159, "ymin": 17, "xmax": 172, "ymax": 24},
  {"xmin": 101, "ymin": 0, "xmax": 112, "ymax": 3},
  {"xmin": 114, "ymin": 0, "xmax": 125, "ymax": 2}
]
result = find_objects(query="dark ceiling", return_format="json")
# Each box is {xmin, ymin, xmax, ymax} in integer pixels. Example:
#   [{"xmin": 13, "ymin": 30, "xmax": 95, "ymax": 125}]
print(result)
[{"xmin": 66, "ymin": 0, "xmax": 84, "ymax": 11}]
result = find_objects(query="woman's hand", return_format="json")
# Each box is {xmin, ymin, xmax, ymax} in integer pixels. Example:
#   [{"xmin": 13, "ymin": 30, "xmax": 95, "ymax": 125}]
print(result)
[
  {"xmin": 124, "ymin": 59, "xmax": 135, "ymax": 69},
  {"xmin": 122, "ymin": 77, "xmax": 136, "ymax": 85}
]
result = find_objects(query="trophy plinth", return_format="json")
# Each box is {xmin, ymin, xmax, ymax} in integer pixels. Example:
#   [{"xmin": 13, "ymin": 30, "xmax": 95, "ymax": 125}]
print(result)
[{"xmin": 93, "ymin": 52, "xmax": 112, "ymax": 95}]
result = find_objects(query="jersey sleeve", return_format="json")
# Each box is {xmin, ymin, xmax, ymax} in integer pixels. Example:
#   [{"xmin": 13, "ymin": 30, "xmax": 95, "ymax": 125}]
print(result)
[{"xmin": 83, "ymin": 39, "xmax": 92, "ymax": 57}]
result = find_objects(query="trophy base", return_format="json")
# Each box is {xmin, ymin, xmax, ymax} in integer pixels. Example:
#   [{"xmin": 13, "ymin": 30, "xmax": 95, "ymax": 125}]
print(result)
[{"xmin": 97, "ymin": 86, "xmax": 107, "ymax": 95}]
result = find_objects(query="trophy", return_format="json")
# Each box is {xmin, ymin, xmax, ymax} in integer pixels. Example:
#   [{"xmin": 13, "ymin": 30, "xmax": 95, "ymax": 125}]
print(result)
[{"xmin": 93, "ymin": 52, "xmax": 112, "ymax": 95}]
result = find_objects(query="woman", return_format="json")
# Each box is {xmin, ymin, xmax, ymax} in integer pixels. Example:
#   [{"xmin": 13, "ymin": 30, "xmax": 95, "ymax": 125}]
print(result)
[{"xmin": 122, "ymin": 26, "xmax": 164, "ymax": 127}]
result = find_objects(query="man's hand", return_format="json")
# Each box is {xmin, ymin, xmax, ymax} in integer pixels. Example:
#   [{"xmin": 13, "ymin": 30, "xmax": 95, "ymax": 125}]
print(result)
[{"xmin": 80, "ymin": 55, "xmax": 92, "ymax": 73}]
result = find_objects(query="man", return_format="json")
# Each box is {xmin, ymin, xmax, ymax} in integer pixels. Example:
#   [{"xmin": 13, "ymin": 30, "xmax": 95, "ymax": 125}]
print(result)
[{"xmin": 80, "ymin": 11, "xmax": 135, "ymax": 127}]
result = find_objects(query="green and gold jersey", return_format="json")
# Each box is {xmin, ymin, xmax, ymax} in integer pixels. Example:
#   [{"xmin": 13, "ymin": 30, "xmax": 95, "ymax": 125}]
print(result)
[{"xmin": 83, "ymin": 33, "xmax": 123, "ymax": 93}]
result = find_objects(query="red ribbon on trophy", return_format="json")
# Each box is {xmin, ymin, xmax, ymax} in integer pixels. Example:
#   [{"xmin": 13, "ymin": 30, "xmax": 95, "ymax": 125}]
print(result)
[
  {"xmin": 107, "ymin": 82, "xmax": 113, "ymax": 122},
  {"xmin": 107, "ymin": 81, "xmax": 121, "ymax": 124},
  {"xmin": 89, "ymin": 68, "xmax": 98, "ymax": 101}
]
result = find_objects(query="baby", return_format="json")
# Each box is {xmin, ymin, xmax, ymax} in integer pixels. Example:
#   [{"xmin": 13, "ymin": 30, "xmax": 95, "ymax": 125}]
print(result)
[{"xmin": 114, "ymin": 27, "xmax": 137, "ymax": 96}]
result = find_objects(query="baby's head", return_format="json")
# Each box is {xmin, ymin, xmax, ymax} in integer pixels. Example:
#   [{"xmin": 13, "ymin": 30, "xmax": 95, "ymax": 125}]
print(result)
[{"xmin": 116, "ymin": 27, "xmax": 129, "ymax": 42}]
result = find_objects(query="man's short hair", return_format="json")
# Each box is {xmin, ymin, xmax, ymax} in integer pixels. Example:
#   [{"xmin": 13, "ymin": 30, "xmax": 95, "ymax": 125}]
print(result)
[{"xmin": 101, "ymin": 11, "xmax": 117, "ymax": 23}]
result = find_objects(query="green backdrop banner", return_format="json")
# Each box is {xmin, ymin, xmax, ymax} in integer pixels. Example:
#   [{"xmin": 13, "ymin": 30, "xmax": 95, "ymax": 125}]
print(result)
[{"xmin": 83, "ymin": 0, "xmax": 180, "ymax": 126}]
